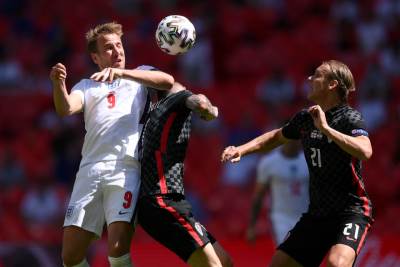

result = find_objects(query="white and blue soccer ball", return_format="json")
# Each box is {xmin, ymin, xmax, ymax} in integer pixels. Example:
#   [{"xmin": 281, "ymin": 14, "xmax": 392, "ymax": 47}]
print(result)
[{"xmin": 155, "ymin": 15, "xmax": 196, "ymax": 55}]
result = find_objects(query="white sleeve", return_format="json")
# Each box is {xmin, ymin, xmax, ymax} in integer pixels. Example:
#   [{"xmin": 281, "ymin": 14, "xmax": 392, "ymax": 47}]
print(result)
[
  {"xmin": 70, "ymin": 79, "xmax": 86, "ymax": 105},
  {"xmin": 256, "ymin": 155, "xmax": 274, "ymax": 184}
]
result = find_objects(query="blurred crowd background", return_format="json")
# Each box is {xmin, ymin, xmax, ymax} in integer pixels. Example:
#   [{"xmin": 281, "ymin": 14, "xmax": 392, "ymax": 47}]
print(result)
[{"xmin": 1, "ymin": 0, "xmax": 400, "ymax": 266}]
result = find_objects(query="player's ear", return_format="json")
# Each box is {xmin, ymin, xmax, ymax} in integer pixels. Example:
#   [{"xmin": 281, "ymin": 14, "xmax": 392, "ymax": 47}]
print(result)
[{"xmin": 328, "ymin": 79, "xmax": 339, "ymax": 91}]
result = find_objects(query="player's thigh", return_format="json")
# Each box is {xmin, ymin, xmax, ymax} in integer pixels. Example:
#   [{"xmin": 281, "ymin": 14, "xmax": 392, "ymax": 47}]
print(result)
[
  {"xmin": 103, "ymin": 164, "xmax": 139, "ymax": 256},
  {"xmin": 328, "ymin": 215, "xmax": 372, "ymax": 267},
  {"xmin": 188, "ymin": 243, "xmax": 222, "ymax": 267},
  {"xmin": 326, "ymin": 244, "xmax": 355, "ymax": 267},
  {"xmin": 277, "ymin": 214, "xmax": 331, "ymax": 267},
  {"xmin": 62, "ymin": 226, "xmax": 96, "ymax": 265},
  {"xmin": 103, "ymin": 162, "xmax": 140, "ymax": 226},
  {"xmin": 212, "ymin": 242, "xmax": 233, "ymax": 267},
  {"xmin": 64, "ymin": 164, "xmax": 106, "ymax": 237},
  {"xmin": 269, "ymin": 250, "xmax": 304, "ymax": 267}
]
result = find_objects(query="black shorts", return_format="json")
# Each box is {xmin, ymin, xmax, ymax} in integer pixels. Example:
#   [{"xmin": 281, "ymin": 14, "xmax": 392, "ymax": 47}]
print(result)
[
  {"xmin": 137, "ymin": 194, "xmax": 216, "ymax": 262},
  {"xmin": 278, "ymin": 213, "xmax": 373, "ymax": 267}
]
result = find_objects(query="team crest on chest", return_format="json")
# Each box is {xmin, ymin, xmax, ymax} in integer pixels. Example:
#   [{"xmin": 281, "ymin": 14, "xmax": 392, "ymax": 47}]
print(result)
[
  {"xmin": 310, "ymin": 130, "xmax": 323, "ymax": 140},
  {"xmin": 107, "ymin": 79, "xmax": 121, "ymax": 90}
]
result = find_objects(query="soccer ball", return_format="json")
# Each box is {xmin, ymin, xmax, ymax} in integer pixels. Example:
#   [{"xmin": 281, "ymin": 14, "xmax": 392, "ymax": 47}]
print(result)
[{"xmin": 155, "ymin": 15, "xmax": 196, "ymax": 55}]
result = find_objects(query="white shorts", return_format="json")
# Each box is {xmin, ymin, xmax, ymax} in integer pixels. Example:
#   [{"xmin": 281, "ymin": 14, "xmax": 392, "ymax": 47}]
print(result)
[
  {"xmin": 270, "ymin": 212, "xmax": 302, "ymax": 245},
  {"xmin": 64, "ymin": 159, "xmax": 140, "ymax": 237}
]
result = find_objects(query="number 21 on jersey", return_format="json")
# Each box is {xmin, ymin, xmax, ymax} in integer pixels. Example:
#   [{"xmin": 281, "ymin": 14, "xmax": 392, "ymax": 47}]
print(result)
[
  {"xmin": 343, "ymin": 223, "xmax": 360, "ymax": 241},
  {"xmin": 310, "ymin": 147, "xmax": 322, "ymax": 168}
]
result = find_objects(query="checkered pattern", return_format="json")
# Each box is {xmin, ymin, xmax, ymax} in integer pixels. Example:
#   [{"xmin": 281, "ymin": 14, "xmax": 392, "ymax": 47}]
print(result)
[
  {"xmin": 140, "ymin": 90, "xmax": 193, "ymax": 196},
  {"xmin": 282, "ymin": 105, "xmax": 373, "ymax": 219},
  {"xmin": 164, "ymin": 162, "xmax": 185, "ymax": 194}
]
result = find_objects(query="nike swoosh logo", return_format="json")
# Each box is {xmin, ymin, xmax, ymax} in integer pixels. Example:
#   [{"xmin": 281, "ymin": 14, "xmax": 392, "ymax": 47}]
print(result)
[{"xmin": 118, "ymin": 211, "xmax": 129, "ymax": 215}]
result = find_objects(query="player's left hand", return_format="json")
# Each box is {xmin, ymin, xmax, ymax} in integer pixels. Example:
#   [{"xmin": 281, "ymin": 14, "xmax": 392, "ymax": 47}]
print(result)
[
  {"xmin": 308, "ymin": 105, "xmax": 329, "ymax": 132},
  {"xmin": 90, "ymin": 67, "xmax": 123, "ymax": 82},
  {"xmin": 221, "ymin": 146, "xmax": 241, "ymax": 163}
]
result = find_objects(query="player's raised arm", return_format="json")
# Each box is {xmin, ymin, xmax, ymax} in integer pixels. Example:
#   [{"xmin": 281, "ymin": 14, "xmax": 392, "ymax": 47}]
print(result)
[
  {"xmin": 90, "ymin": 67, "xmax": 174, "ymax": 91},
  {"xmin": 50, "ymin": 63, "xmax": 83, "ymax": 117},
  {"xmin": 221, "ymin": 129, "xmax": 288, "ymax": 163},
  {"xmin": 308, "ymin": 105, "xmax": 373, "ymax": 160},
  {"xmin": 185, "ymin": 93, "xmax": 218, "ymax": 121}
]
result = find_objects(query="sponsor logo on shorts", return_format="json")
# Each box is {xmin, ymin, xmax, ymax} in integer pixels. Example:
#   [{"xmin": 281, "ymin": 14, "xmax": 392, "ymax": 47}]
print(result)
[
  {"xmin": 195, "ymin": 222, "xmax": 204, "ymax": 236},
  {"xmin": 66, "ymin": 206, "xmax": 74, "ymax": 219},
  {"xmin": 118, "ymin": 211, "xmax": 129, "ymax": 215}
]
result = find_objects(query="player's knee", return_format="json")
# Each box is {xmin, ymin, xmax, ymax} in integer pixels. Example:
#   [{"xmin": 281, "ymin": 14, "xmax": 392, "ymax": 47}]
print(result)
[
  {"xmin": 108, "ymin": 234, "xmax": 131, "ymax": 257},
  {"xmin": 108, "ymin": 222, "xmax": 133, "ymax": 257},
  {"xmin": 108, "ymin": 234, "xmax": 131, "ymax": 256},
  {"xmin": 108, "ymin": 241, "xmax": 130, "ymax": 257},
  {"xmin": 327, "ymin": 253, "xmax": 353, "ymax": 267},
  {"xmin": 62, "ymin": 226, "xmax": 94, "ymax": 266}
]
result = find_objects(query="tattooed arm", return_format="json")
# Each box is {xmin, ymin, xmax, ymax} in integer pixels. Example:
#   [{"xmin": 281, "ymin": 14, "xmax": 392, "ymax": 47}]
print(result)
[{"xmin": 185, "ymin": 93, "xmax": 218, "ymax": 121}]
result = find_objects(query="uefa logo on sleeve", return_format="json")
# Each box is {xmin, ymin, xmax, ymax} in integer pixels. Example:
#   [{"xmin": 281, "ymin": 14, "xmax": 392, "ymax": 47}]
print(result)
[{"xmin": 195, "ymin": 222, "xmax": 204, "ymax": 236}]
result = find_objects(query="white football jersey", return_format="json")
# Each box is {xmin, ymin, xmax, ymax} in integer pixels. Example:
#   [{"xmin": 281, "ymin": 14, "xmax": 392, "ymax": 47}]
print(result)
[
  {"xmin": 257, "ymin": 149, "xmax": 309, "ymax": 216},
  {"xmin": 71, "ymin": 77, "xmax": 148, "ymax": 166}
]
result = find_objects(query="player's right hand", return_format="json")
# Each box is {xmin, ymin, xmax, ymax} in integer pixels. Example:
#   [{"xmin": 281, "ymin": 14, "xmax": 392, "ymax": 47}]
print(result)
[
  {"xmin": 221, "ymin": 146, "xmax": 241, "ymax": 163},
  {"xmin": 50, "ymin": 63, "xmax": 67, "ymax": 83},
  {"xmin": 90, "ymin": 67, "xmax": 123, "ymax": 82}
]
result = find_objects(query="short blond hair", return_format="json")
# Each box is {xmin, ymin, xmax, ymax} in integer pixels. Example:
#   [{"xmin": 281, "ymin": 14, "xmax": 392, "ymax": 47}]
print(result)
[
  {"xmin": 86, "ymin": 22, "xmax": 123, "ymax": 53},
  {"xmin": 323, "ymin": 60, "xmax": 355, "ymax": 103}
]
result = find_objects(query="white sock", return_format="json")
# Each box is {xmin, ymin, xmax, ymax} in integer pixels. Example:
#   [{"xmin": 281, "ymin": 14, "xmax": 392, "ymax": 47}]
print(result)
[
  {"xmin": 108, "ymin": 253, "xmax": 132, "ymax": 267},
  {"xmin": 63, "ymin": 259, "xmax": 90, "ymax": 267}
]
